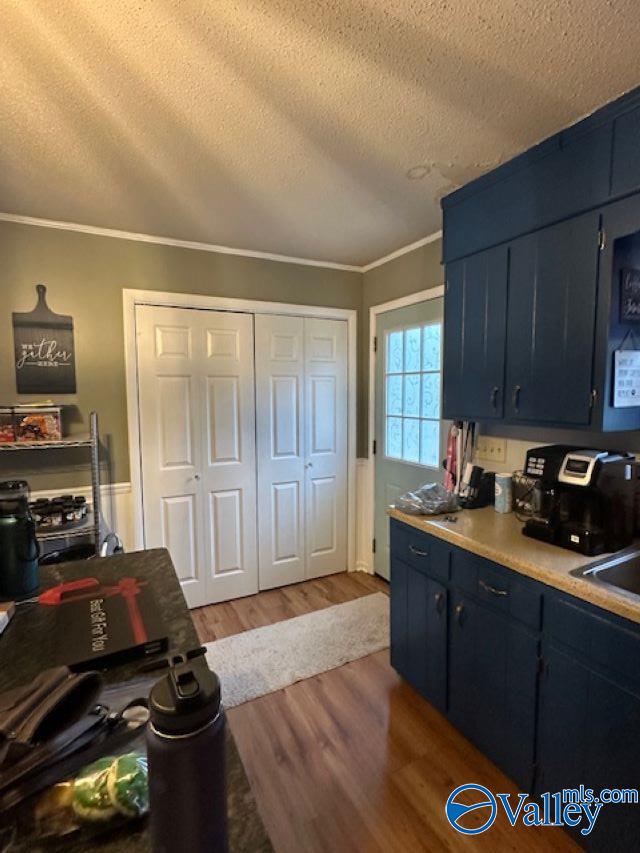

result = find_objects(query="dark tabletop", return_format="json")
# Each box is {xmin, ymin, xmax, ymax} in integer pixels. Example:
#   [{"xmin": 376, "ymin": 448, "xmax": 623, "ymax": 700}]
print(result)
[{"xmin": 0, "ymin": 548, "xmax": 272, "ymax": 852}]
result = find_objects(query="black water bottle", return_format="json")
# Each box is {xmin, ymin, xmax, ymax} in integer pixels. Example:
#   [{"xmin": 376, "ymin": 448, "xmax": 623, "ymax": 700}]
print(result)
[{"xmin": 147, "ymin": 653, "xmax": 228, "ymax": 853}]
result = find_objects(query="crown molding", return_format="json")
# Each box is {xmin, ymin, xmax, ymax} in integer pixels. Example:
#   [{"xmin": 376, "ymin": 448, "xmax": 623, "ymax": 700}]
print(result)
[
  {"xmin": 0, "ymin": 212, "xmax": 361, "ymax": 273},
  {"xmin": 360, "ymin": 230, "xmax": 442, "ymax": 273},
  {"xmin": 0, "ymin": 211, "xmax": 442, "ymax": 274}
]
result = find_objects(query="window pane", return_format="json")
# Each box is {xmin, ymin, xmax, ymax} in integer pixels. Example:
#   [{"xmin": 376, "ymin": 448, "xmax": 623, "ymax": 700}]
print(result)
[
  {"xmin": 403, "ymin": 418, "xmax": 420, "ymax": 462},
  {"xmin": 404, "ymin": 327, "xmax": 421, "ymax": 372},
  {"xmin": 422, "ymin": 324, "xmax": 441, "ymax": 371},
  {"xmin": 422, "ymin": 372, "xmax": 441, "ymax": 419},
  {"xmin": 403, "ymin": 373, "xmax": 421, "ymax": 417},
  {"xmin": 420, "ymin": 420, "xmax": 440, "ymax": 468},
  {"xmin": 386, "ymin": 375, "xmax": 403, "ymax": 416},
  {"xmin": 387, "ymin": 331, "xmax": 403, "ymax": 373},
  {"xmin": 386, "ymin": 417, "xmax": 402, "ymax": 458}
]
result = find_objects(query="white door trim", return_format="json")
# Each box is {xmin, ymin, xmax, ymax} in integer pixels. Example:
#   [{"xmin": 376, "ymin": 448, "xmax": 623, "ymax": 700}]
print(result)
[
  {"xmin": 365, "ymin": 286, "xmax": 445, "ymax": 573},
  {"xmin": 123, "ymin": 288, "xmax": 357, "ymax": 577}
]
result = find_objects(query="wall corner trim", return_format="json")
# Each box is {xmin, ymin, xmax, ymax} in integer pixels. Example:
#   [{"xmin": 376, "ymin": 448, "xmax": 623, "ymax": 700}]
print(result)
[{"xmin": 361, "ymin": 230, "xmax": 443, "ymax": 273}]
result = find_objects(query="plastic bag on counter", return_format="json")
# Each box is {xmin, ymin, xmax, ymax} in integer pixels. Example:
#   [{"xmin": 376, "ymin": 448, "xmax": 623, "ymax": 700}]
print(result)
[{"xmin": 393, "ymin": 482, "xmax": 459, "ymax": 516}]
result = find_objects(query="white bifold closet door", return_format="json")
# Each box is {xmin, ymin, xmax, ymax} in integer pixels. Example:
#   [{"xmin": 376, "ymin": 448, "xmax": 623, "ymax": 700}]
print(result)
[
  {"xmin": 136, "ymin": 305, "xmax": 258, "ymax": 608},
  {"xmin": 255, "ymin": 315, "xmax": 348, "ymax": 590}
]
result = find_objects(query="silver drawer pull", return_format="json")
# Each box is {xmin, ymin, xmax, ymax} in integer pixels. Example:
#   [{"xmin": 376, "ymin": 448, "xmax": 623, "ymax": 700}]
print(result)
[
  {"xmin": 479, "ymin": 579, "xmax": 508, "ymax": 597},
  {"xmin": 409, "ymin": 545, "xmax": 428, "ymax": 557}
]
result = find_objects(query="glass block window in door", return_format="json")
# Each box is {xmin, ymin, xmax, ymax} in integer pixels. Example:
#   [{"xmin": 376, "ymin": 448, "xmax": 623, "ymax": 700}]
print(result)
[{"xmin": 384, "ymin": 322, "xmax": 442, "ymax": 467}]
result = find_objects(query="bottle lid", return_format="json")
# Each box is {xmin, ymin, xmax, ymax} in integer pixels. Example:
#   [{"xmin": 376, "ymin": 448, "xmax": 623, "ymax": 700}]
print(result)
[{"xmin": 149, "ymin": 654, "xmax": 221, "ymax": 736}]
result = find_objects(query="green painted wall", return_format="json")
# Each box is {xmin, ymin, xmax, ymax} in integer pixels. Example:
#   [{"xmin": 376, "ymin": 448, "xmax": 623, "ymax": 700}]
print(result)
[
  {"xmin": 0, "ymin": 221, "xmax": 363, "ymax": 488},
  {"xmin": 360, "ymin": 238, "xmax": 444, "ymax": 454}
]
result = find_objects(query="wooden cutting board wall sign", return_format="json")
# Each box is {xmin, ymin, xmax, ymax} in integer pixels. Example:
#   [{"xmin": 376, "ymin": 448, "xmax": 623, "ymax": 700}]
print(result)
[{"xmin": 12, "ymin": 284, "xmax": 77, "ymax": 394}]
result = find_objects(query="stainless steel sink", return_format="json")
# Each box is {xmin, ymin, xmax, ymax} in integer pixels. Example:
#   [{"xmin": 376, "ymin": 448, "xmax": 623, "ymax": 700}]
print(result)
[{"xmin": 571, "ymin": 551, "xmax": 640, "ymax": 596}]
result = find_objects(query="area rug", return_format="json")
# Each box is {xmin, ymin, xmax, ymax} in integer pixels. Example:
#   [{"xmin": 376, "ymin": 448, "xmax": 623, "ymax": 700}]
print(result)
[{"xmin": 204, "ymin": 592, "xmax": 389, "ymax": 708}]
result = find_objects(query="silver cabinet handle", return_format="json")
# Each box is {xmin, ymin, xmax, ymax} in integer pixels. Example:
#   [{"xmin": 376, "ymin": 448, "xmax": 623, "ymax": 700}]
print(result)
[
  {"xmin": 512, "ymin": 384, "xmax": 521, "ymax": 412},
  {"xmin": 434, "ymin": 591, "xmax": 445, "ymax": 614},
  {"xmin": 479, "ymin": 579, "xmax": 508, "ymax": 597},
  {"xmin": 409, "ymin": 544, "xmax": 428, "ymax": 557},
  {"xmin": 454, "ymin": 603, "xmax": 465, "ymax": 624},
  {"xmin": 490, "ymin": 386, "xmax": 499, "ymax": 408}
]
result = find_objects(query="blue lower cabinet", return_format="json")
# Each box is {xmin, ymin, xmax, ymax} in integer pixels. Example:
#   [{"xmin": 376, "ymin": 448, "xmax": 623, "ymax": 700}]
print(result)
[
  {"xmin": 390, "ymin": 558, "xmax": 409, "ymax": 678},
  {"xmin": 537, "ymin": 643, "xmax": 640, "ymax": 850},
  {"xmin": 391, "ymin": 557, "xmax": 447, "ymax": 711},
  {"xmin": 448, "ymin": 592, "xmax": 538, "ymax": 790},
  {"xmin": 390, "ymin": 520, "xmax": 640, "ymax": 848}
]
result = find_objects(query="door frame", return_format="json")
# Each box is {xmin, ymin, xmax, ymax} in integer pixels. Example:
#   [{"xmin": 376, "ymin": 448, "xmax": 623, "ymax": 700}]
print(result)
[
  {"xmin": 367, "ymin": 286, "xmax": 445, "ymax": 573},
  {"xmin": 123, "ymin": 289, "xmax": 358, "ymax": 574}
]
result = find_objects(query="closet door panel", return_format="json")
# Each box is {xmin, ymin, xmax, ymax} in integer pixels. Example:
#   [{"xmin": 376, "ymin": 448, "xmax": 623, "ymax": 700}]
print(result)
[
  {"xmin": 199, "ymin": 311, "xmax": 258, "ymax": 603},
  {"xmin": 255, "ymin": 314, "xmax": 306, "ymax": 589},
  {"xmin": 137, "ymin": 305, "xmax": 258, "ymax": 607},
  {"xmin": 304, "ymin": 318, "xmax": 348, "ymax": 578}
]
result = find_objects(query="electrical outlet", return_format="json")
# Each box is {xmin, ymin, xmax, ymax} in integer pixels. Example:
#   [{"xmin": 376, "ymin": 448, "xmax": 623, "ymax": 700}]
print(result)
[{"xmin": 475, "ymin": 436, "xmax": 507, "ymax": 464}]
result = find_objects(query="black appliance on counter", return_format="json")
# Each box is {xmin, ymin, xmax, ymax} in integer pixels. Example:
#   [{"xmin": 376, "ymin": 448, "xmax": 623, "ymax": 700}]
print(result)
[
  {"xmin": 458, "ymin": 464, "xmax": 495, "ymax": 509},
  {"xmin": 0, "ymin": 480, "xmax": 39, "ymax": 599},
  {"xmin": 522, "ymin": 446, "xmax": 636, "ymax": 556}
]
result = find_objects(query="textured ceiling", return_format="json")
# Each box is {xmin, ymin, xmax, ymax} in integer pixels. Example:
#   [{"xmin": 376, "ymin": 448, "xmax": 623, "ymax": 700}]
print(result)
[{"xmin": 2, "ymin": 1, "xmax": 640, "ymax": 266}]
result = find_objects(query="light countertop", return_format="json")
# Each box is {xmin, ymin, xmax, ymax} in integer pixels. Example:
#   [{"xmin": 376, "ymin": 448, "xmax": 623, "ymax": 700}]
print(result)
[{"xmin": 388, "ymin": 506, "xmax": 640, "ymax": 625}]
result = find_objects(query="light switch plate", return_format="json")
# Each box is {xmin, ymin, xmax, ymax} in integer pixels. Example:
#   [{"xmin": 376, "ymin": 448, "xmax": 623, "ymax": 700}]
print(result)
[{"xmin": 475, "ymin": 436, "xmax": 507, "ymax": 463}]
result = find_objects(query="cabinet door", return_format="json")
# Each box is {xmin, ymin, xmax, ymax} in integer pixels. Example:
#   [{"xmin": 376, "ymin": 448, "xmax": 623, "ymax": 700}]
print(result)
[
  {"xmin": 404, "ymin": 567, "xmax": 448, "ymax": 711},
  {"xmin": 390, "ymin": 557, "xmax": 409, "ymax": 677},
  {"xmin": 449, "ymin": 593, "xmax": 538, "ymax": 790},
  {"xmin": 424, "ymin": 577, "xmax": 448, "ymax": 711},
  {"xmin": 537, "ymin": 644, "xmax": 640, "ymax": 850},
  {"xmin": 611, "ymin": 104, "xmax": 640, "ymax": 198},
  {"xmin": 443, "ymin": 245, "xmax": 508, "ymax": 420},
  {"xmin": 505, "ymin": 212, "xmax": 601, "ymax": 424}
]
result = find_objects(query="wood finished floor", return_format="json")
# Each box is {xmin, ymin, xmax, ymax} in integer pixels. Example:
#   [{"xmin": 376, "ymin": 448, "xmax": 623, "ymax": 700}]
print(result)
[{"xmin": 193, "ymin": 573, "xmax": 577, "ymax": 853}]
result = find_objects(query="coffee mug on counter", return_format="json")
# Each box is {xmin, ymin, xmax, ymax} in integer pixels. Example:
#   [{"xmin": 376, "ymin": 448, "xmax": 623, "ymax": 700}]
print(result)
[{"xmin": 494, "ymin": 473, "xmax": 513, "ymax": 514}]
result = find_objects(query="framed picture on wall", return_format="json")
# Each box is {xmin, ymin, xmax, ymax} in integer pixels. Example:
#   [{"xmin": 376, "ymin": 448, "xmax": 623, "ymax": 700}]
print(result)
[
  {"xmin": 620, "ymin": 268, "xmax": 640, "ymax": 323},
  {"xmin": 12, "ymin": 284, "xmax": 77, "ymax": 394}
]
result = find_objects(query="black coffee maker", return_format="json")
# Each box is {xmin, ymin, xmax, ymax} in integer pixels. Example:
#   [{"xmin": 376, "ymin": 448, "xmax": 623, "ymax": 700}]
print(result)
[
  {"xmin": 0, "ymin": 481, "xmax": 39, "ymax": 599},
  {"xmin": 523, "ymin": 448, "xmax": 636, "ymax": 556}
]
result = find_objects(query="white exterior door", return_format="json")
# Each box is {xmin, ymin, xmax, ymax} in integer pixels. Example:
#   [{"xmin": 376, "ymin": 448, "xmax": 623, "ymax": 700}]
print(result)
[
  {"xmin": 255, "ymin": 315, "xmax": 348, "ymax": 589},
  {"xmin": 136, "ymin": 304, "xmax": 258, "ymax": 607}
]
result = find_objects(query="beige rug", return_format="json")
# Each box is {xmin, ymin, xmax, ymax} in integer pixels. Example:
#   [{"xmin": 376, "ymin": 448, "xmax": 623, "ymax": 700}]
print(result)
[{"xmin": 205, "ymin": 592, "xmax": 389, "ymax": 708}]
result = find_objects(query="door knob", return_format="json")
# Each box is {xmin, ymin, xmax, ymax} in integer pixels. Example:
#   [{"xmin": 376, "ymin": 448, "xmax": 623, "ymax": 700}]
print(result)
[
  {"xmin": 454, "ymin": 603, "xmax": 465, "ymax": 625},
  {"xmin": 194, "ymin": 473, "xmax": 201, "ymax": 481},
  {"xmin": 434, "ymin": 591, "xmax": 445, "ymax": 614},
  {"xmin": 305, "ymin": 462, "xmax": 313, "ymax": 469},
  {"xmin": 490, "ymin": 386, "xmax": 499, "ymax": 408}
]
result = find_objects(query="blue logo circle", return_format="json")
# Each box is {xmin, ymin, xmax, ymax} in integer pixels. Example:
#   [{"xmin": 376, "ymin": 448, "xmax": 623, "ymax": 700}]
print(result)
[{"xmin": 445, "ymin": 784, "xmax": 497, "ymax": 835}]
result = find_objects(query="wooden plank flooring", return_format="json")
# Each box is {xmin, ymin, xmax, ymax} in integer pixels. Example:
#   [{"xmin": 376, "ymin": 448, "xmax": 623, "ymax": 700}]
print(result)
[{"xmin": 193, "ymin": 573, "xmax": 576, "ymax": 853}]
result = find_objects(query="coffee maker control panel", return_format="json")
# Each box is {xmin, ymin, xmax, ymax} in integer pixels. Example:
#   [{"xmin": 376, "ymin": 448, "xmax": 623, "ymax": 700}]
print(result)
[{"xmin": 557, "ymin": 450, "xmax": 607, "ymax": 487}]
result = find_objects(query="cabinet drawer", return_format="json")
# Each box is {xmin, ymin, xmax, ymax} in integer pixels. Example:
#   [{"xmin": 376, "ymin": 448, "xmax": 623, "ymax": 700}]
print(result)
[
  {"xmin": 390, "ymin": 520, "xmax": 430, "ymax": 574},
  {"xmin": 451, "ymin": 549, "xmax": 541, "ymax": 630},
  {"xmin": 390, "ymin": 521, "xmax": 450, "ymax": 581},
  {"xmin": 546, "ymin": 594, "xmax": 640, "ymax": 691}
]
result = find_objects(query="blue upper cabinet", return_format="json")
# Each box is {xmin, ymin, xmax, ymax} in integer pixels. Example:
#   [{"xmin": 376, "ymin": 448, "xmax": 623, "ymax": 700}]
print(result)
[
  {"xmin": 505, "ymin": 212, "xmax": 601, "ymax": 425},
  {"xmin": 441, "ymin": 86, "xmax": 640, "ymax": 431},
  {"xmin": 443, "ymin": 245, "xmax": 508, "ymax": 420},
  {"xmin": 442, "ymin": 124, "xmax": 611, "ymax": 264},
  {"xmin": 611, "ymin": 105, "xmax": 640, "ymax": 198}
]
